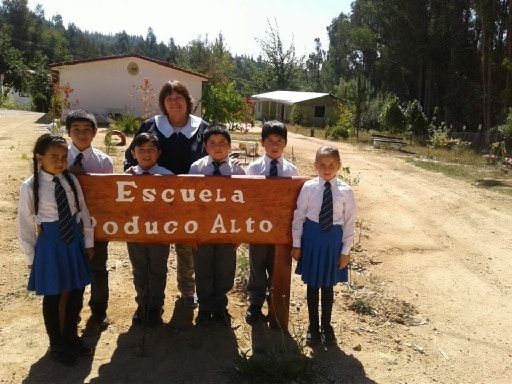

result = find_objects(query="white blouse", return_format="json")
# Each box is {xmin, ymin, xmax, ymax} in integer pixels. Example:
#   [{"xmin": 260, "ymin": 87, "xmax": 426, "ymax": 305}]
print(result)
[
  {"xmin": 154, "ymin": 114, "xmax": 203, "ymax": 138},
  {"xmin": 17, "ymin": 170, "xmax": 95, "ymax": 264},
  {"xmin": 292, "ymin": 176, "xmax": 357, "ymax": 255}
]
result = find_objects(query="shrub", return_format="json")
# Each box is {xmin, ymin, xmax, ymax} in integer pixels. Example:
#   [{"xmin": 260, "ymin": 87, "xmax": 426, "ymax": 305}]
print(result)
[
  {"xmin": 325, "ymin": 102, "xmax": 353, "ymax": 140},
  {"xmin": 405, "ymin": 99, "xmax": 428, "ymax": 136},
  {"xmin": 109, "ymin": 114, "xmax": 140, "ymax": 135},
  {"xmin": 325, "ymin": 124, "xmax": 349, "ymax": 140},
  {"xmin": 379, "ymin": 95, "xmax": 406, "ymax": 133},
  {"xmin": 428, "ymin": 123, "xmax": 470, "ymax": 152},
  {"xmin": 502, "ymin": 108, "xmax": 512, "ymax": 153},
  {"xmin": 290, "ymin": 105, "xmax": 302, "ymax": 125},
  {"xmin": 0, "ymin": 95, "xmax": 17, "ymax": 109}
]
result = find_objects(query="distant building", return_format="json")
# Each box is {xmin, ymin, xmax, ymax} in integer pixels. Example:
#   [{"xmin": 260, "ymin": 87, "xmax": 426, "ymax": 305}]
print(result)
[
  {"xmin": 50, "ymin": 53, "xmax": 209, "ymax": 121},
  {"xmin": 1, "ymin": 71, "xmax": 33, "ymax": 109},
  {"xmin": 6, "ymin": 88, "xmax": 32, "ymax": 109},
  {"xmin": 251, "ymin": 91, "xmax": 343, "ymax": 127}
]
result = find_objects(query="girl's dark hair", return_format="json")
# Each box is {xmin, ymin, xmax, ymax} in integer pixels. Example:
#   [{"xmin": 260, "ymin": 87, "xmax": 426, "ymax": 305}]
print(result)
[
  {"xmin": 32, "ymin": 133, "xmax": 79, "ymax": 215},
  {"xmin": 315, "ymin": 145, "xmax": 341, "ymax": 163},
  {"xmin": 261, "ymin": 120, "xmax": 287, "ymax": 140},
  {"xmin": 204, "ymin": 125, "xmax": 231, "ymax": 144},
  {"xmin": 158, "ymin": 80, "xmax": 193, "ymax": 116}
]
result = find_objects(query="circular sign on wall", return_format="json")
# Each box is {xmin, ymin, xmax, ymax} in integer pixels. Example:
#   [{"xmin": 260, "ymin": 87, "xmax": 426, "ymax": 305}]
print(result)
[{"xmin": 127, "ymin": 62, "xmax": 139, "ymax": 76}]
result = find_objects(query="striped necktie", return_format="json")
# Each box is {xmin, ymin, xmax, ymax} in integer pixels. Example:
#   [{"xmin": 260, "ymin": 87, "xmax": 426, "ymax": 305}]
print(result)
[
  {"xmin": 53, "ymin": 176, "xmax": 75, "ymax": 244},
  {"xmin": 319, "ymin": 181, "xmax": 333, "ymax": 232},
  {"xmin": 73, "ymin": 152, "xmax": 83, "ymax": 167},
  {"xmin": 269, "ymin": 159, "xmax": 278, "ymax": 177}
]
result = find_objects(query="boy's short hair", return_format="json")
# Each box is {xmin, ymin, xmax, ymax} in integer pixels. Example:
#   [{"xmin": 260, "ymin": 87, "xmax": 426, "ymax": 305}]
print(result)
[
  {"xmin": 204, "ymin": 124, "xmax": 231, "ymax": 144},
  {"xmin": 261, "ymin": 120, "xmax": 287, "ymax": 140},
  {"xmin": 131, "ymin": 132, "xmax": 160, "ymax": 149},
  {"xmin": 65, "ymin": 109, "xmax": 97, "ymax": 132}
]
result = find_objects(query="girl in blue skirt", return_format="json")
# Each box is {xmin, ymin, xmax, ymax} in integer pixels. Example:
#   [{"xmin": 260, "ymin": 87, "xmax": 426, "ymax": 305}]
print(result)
[
  {"xmin": 291, "ymin": 145, "xmax": 357, "ymax": 345},
  {"xmin": 17, "ymin": 133, "xmax": 95, "ymax": 366}
]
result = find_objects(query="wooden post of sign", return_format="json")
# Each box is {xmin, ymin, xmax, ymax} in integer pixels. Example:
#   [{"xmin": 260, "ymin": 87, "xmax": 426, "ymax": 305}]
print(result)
[{"xmin": 268, "ymin": 245, "xmax": 292, "ymax": 330}]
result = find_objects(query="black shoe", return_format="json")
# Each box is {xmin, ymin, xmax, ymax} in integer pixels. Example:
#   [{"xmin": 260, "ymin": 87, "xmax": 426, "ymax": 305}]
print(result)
[
  {"xmin": 49, "ymin": 345, "xmax": 77, "ymax": 366},
  {"xmin": 245, "ymin": 304, "xmax": 263, "ymax": 324},
  {"xmin": 181, "ymin": 291, "xmax": 198, "ymax": 309},
  {"xmin": 306, "ymin": 326, "xmax": 321, "ymax": 344},
  {"xmin": 90, "ymin": 311, "xmax": 109, "ymax": 328},
  {"xmin": 196, "ymin": 310, "xmax": 212, "ymax": 326},
  {"xmin": 68, "ymin": 338, "xmax": 93, "ymax": 357},
  {"xmin": 212, "ymin": 309, "xmax": 231, "ymax": 326},
  {"xmin": 321, "ymin": 324, "xmax": 336, "ymax": 344}
]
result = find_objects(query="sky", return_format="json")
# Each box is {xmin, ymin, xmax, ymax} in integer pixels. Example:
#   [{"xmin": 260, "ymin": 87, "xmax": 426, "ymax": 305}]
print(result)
[{"xmin": 27, "ymin": 0, "xmax": 353, "ymax": 57}]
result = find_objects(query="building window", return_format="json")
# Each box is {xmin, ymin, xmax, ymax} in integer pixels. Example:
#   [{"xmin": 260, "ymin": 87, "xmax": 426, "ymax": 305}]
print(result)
[{"xmin": 314, "ymin": 105, "xmax": 325, "ymax": 118}]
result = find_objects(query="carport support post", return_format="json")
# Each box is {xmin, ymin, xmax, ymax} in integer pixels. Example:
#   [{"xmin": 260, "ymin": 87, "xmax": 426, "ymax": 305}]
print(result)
[{"xmin": 268, "ymin": 245, "xmax": 292, "ymax": 330}]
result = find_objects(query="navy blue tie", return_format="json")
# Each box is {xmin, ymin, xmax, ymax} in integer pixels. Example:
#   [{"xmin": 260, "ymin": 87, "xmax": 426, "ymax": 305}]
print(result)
[
  {"xmin": 319, "ymin": 181, "xmax": 333, "ymax": 232},
  {"xmin": 73, "ymin": 153, "xmax": 83, "ymax": 167},
  {"xmin": 53, "ymin": 177, "xmax": 75, "ymax": 244},
  {"xmin": 269, "ymin": 159, "xmax": 278, "ymax": 177},
  {"xmin": 212, "ymin": 161, "xmax": 223, "ymax": 175}
]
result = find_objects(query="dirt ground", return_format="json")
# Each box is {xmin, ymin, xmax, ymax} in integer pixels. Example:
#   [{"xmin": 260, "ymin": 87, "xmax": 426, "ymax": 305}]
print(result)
[{"xmin": 1, "ymin": 110, "xmax": 511, "ymax": 384}]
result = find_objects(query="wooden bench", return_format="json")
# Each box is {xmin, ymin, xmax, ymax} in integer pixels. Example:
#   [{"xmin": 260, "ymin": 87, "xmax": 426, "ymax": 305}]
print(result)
[{"xmin": 372, "ymin": 135, "xmax": 406, "ymax": 150}]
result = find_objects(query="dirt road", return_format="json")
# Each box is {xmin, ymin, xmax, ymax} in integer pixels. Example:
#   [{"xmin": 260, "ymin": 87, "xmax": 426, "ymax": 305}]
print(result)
[{"xmin": 1, "ymin": 110, "xmax": 511, "ymax": 383}]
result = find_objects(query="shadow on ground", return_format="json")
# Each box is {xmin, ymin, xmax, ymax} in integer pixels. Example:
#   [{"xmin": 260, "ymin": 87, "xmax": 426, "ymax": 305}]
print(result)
[{"xmin": 21, "ymin": 299, "xmax": 374, "ymax": 384}]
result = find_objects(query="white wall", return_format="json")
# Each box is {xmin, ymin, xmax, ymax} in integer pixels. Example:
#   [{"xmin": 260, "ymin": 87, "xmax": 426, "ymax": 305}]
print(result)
[
  {"xmin": 7, "ymin": 88, "xmax": 32, "ymax": 109},
  {"xmin": 53, "ymin": 56, "xmax": 206, "ymax": 118}
]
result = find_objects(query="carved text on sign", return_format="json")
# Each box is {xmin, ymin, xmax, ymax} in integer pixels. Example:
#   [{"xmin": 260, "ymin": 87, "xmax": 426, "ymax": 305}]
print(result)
[{"xmin": 78, "ymin": 174, "xmax": 309, "ymax": 244}]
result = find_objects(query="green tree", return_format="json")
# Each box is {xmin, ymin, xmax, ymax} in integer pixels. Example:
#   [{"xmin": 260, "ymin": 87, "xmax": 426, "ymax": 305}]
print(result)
[
  {"xmin": 335, "ymin": 73, "xmax": 372, "ymax": 138},
  {"xmin": 256, "ymin": 19, "xmax": 304, "ymax": 90},
  {"xmin": 379, "ymin": 95, "xmax": 406, "ymax": 134},
  {"xmin": 404, "ymin": 99, "xmax": 428, "ymax": 139},
  {"xmin": 202, "ymin": 82, "xmax": 247, "ymax": 125},
  {"xmin": 305, "ymin": 38, "xmax": 326, "ymax": 91},
  {"xmin": 0, "ymin": 32, "xmax": 28, "ymax": 93},
  {"xmin": 28, "ymin": 53, "xmax": 52, "ymax": 112}
]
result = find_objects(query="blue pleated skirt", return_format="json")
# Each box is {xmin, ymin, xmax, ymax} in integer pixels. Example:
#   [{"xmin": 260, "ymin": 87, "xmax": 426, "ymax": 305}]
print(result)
[
  {"xmin": 295, "ymin": 218, "xmax": 348, "ymax": 287},
  {"xmin": 28, "ymin": 220, "xmax": 92, "ymax": 295}
]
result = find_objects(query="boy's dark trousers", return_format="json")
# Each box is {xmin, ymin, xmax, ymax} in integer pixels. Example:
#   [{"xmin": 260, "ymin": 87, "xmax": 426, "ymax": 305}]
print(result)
[
  {"xmin": 192, "ymin": 243, "xmax": 237, "ymax": 312},
  {"xmin": 247, "ymin": 244, "xmax": 275, "ymax": 306},
  {"xmin": 88, "ymin": 241, "xmax": 109, "ymax": 318},
  {"xmin": 175, "ymin": 243, "xmax": 196, "ymax": 294},
  {"xmin": 127, "ymin": 242, "xmax": 170, "ymax": 310},
  {"xmin": 43, "ymin": 289, "xmax": 84, "ymax": 348}
]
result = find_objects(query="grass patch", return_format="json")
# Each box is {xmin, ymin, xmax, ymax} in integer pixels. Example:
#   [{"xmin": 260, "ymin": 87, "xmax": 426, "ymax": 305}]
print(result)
[
  {"xmin": 349, "ymin": 298, "xmax": 375, "ymax": 316},
  {"xmin": 406, "ymin": 156, "xmax": 512, "ymax": 195},
  {"xmin": 236, "ymin": 347, "xmax": 311, "ymax": 383}
]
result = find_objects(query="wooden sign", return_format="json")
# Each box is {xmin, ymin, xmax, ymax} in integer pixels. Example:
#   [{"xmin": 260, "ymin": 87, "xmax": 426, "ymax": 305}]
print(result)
[
  {"xmin": 78, "ymin": 174, "xmax": 309, "ymax": 244},
  {"xmin": 77, "ymin": 174, "xmax": 309, "ymax": 330}
]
